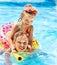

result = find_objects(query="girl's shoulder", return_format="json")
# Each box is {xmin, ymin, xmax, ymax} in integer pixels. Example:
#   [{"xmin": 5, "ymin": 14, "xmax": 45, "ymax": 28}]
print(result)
[
  {"xmin": 27, "ymin": 25, "xmax": 33, "ymax": 30},
  {"xmin": 14, "ymin": 22, "xmax": 21, "ymax": 27},
  {"xmin": 13, "ymin": 22, "xmax": 21, "ymax": 30},
  {"xmin": 26, "ymin": 25, "xmax": 33, "ymax": 33}
]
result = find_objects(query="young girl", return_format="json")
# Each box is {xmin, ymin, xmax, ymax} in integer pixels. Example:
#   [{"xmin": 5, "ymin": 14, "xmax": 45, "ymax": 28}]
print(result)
[{"xmin": 6, "ymin": 4, "xmax": 37, "ymax": 52}]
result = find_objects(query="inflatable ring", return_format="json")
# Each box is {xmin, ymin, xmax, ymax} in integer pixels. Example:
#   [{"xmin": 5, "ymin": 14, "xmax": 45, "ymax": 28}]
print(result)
[
  {"xmin": 0, "ymin": 22, "xmax": 39, "ymax": 62},
  {"xmin": 11, "ymin": 52, "xmax": 31, "ymax": 62},
  {"xmin": 32, "ymin": 38, "xmax": 39, "ymax": 49},
  {"xmin": 12, "ymin": 53, "xmax": 23, "ymax": 62},
  {"xmin": 0, "ymin": 22, "xmax": 14, "ymax": 48},
  {"xmin": 0, "ymin": 41, "xmax": 3, "ymax": 48}
]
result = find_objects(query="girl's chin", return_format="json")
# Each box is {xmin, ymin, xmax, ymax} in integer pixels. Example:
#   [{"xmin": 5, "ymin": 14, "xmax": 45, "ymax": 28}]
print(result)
[{"xmin": 25, "ymin": 23, "xmax": 28, "ymax": 25}]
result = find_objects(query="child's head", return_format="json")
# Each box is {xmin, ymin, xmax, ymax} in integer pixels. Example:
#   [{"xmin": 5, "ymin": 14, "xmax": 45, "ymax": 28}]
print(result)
[
  {"xmin": 20, "ymin": 4, "xmax": 38, "ymax": 26},
  {"xmin": 14, "ymin": 31, "xmax": 28, "ymax": 52}
]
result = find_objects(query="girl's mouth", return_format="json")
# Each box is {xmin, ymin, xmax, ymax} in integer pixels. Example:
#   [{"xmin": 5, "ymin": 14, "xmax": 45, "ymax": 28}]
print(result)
[{"xmin": 25, "ymin": 23, "xmax": 29, "ymax": 25}]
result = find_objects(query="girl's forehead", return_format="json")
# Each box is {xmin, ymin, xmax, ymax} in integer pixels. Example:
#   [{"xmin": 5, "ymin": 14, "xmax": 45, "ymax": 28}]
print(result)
[{"xmin": 23, "ymin": 15, "xmax": 35, "ymax": 20}]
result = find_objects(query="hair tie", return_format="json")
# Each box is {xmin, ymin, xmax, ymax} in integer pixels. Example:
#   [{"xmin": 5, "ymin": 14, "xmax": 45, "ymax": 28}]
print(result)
[{"xmin": 17, "ymin": 18, "xmax": 22, "ymax": 22}]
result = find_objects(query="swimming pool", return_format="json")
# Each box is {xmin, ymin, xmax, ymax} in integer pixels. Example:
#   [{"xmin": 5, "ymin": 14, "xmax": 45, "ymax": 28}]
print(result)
[{"xmin": 0, "ymin": 1, "xmax": 57, "ymax": 65}]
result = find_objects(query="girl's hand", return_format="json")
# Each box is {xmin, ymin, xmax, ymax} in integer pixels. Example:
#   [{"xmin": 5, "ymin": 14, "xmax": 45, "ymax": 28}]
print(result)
[
  {"xmin": 27, "ymin": 45, "xmax": 32, "ymax": 52},
  {"xmin": 12, "ymin": 48, "xmax": 17, "ymax": 53}
]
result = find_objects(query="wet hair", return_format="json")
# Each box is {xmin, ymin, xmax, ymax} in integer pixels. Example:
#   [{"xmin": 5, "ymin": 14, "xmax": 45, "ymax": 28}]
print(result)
[
  {"xmin": 20, "ymin": 10, "xmax": 36, "ymax": 19},
  {"xmin": 13, "ymin": 31, "xmax": 28, "ymax": 43},
  {"xmin": 20, "ymin": 4, "xmax": 37, "ymax": 18}
]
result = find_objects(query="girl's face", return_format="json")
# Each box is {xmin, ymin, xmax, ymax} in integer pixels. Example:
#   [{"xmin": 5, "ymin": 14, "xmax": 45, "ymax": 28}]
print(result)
[
  {"xmin": 22, "ymin": 11, "xmax": 35, "ymax": 26},
  {"xmin": 15, "ymin": 34, "xmax": 28, "ymax": 52}
]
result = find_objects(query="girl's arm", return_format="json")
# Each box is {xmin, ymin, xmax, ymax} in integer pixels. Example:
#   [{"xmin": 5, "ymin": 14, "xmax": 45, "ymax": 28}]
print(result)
[
  {"xmin": 10, "ymin": 22, "xmax": 19, "ymax": 38},
  {"xmin": 6, "ymin": 22, "xmax": 19, "ymax": 52},
  {"xmin": 6, "ymin": 31, "xmax": 17, "ymax": 53},
  {"xmin": 28, "ymin": 25, "xmax": 33, "ymax": 46}
]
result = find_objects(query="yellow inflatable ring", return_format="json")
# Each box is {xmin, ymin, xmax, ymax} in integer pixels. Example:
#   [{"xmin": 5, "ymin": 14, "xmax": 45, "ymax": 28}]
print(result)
[{"xmin": 12, "ymin": 53, "xmax": 23, "ymax": 62}]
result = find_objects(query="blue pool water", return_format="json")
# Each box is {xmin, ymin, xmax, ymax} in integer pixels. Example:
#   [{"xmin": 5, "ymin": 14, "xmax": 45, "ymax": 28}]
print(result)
[{"xmin": 0, "ymin": 1, "xmax": 57, "ymax": 65}]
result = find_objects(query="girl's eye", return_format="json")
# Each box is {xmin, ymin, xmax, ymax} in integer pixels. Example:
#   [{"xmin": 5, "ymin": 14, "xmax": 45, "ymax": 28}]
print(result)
[
  {"xmin": 23, "ymin": 42, "xmax": 26, "ymax": 44},
  {"xmin": 25, "ymin": 19, "xmax": 28, "ymax": 22}
]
